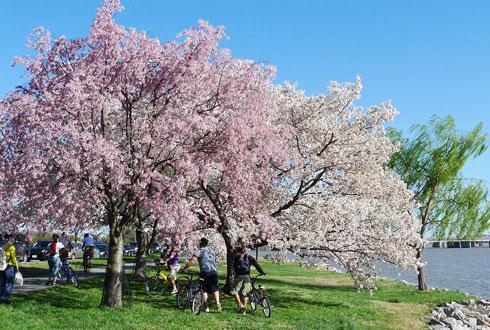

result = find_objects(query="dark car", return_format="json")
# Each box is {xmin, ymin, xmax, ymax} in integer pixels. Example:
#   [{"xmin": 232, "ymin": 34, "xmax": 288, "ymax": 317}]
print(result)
[
  {"xmin": 96, "ymin": 243, "xmax": 108, "ymax": 257},
  {"xmin": 123, "ymin": 243, "xmax": 138, "ymax": 257},
  {"xmin": 28, "ymin": 240, "xmax": 52, "ymax": 261}
]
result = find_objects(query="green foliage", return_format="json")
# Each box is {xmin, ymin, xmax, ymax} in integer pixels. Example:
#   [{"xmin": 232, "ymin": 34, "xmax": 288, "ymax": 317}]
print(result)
[{"xmin": 387, "ymin": 115, "xmax": 489, "ymax": 239}]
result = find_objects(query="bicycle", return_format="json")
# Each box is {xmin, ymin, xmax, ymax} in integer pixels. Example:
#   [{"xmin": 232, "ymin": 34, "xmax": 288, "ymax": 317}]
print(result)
[
  {"xmin": 83, "ymin": 248, "xmax": 93, "ymax": 274},
  {"xmin": 59, "ymin": 259, "xmax": 80, "ymax": 288},
  {"xmin": 145, "ymin": 261, "xmax": 185, "ymax": 297},
  {"xmin": 248, "ymin": 274, "xmax": 271, "ymax": 318},
  {"xmin": 176, "ymin": 273, "xmax": 205, "ymax": 315}
]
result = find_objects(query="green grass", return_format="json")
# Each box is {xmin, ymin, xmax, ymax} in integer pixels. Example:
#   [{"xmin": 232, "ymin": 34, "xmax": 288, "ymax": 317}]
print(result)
[{"xmin": 1, "ymin": 260, "xmax": 471, "ymax": 330}]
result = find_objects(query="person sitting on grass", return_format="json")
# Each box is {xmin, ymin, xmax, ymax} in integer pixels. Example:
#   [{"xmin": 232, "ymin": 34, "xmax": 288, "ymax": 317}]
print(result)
[
  {"xmin": 181, "ymin": 237, "xmax": 222, "ymax": 313},
  {"xmin": 232, "ymin": 245, "xmax": 266, "ymax": 314},
  {"xmin": 0, "ymin": 234, "xmax": 20, "ymax": 304},
  {"xmin": 164, "ymin": 242, "xmax": 180, "ymax": 295}
]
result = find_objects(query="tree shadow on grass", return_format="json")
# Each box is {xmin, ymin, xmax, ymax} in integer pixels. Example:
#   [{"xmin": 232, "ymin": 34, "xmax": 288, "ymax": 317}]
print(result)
[{"xmin": 255, "ymin": 277, "xmax": 357, "ymax": 293}]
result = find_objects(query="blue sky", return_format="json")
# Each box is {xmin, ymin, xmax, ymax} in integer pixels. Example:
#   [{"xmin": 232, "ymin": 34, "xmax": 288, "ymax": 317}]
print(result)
[{"xmin": 0, "ymin": 0, "xmax": 488, "ymax": 183}]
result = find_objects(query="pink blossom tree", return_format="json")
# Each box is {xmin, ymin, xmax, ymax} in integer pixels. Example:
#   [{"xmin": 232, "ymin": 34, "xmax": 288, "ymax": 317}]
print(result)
[
  {"xmin": 192, "ymin": 77, "xmax": 421, "ymax": 292},
  {"xmin": 0, "ymin": 0, "xmax": 286, "ymax": 306}
]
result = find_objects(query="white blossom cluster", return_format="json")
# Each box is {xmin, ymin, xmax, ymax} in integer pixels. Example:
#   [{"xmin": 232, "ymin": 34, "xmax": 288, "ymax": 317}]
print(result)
[{"xmin": 267, "ymin": 78, "xmax": 423, "ymax": 291}]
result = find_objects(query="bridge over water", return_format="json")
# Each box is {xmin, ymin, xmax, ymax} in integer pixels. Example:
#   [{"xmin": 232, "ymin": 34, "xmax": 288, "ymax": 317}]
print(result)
[{"xmin": 425, "ymin": 235, "xmax": 490, "ymax": 248}]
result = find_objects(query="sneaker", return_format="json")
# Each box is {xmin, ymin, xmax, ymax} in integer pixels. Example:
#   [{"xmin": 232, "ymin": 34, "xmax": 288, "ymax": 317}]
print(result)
[
  {"xmin": 241, "ymin": 308, "xmax": 246, "ymax": 315},
  {"xmin": 45, "ymin": 280, "xmax": 51, "ymax": 286},
  {"xmin": 171, "ymin": 289, "xmax": 178, "ymax": 295},
  {"xmin": 216, "ymin": 303, "xmax": 222, "ymax": 313},
  {"xmin": 202, "ymin": 307, "xmax": 210, "ymax": 313}
]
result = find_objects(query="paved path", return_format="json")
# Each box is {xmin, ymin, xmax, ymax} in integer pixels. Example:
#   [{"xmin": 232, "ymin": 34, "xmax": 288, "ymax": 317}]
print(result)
[
  {"xmin": 12, "ymin": 262, "xmax": 143, "ymax": 295},
  {"xmin": 13, "ymin": 267, "xmax": 106, "ymax": 295}
]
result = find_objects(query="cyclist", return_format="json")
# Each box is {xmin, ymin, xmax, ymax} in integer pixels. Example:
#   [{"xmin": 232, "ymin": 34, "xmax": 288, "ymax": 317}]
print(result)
[
  {"xmin": 181, "ymin": 237, "xmax": 221, "ymax": 313},
  {"xmin": 82, "ymin": 233, "xmax": 95, "ymax": 265},
  {"xmin": 232, "ymin": 245, "xmax": 266, "ymax": 314}
]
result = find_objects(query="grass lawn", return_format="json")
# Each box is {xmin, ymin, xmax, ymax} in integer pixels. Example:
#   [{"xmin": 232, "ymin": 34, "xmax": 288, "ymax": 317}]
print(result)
[{"xmin": 0, "ymin": 259, "xmax": 470, "ymax": 330}]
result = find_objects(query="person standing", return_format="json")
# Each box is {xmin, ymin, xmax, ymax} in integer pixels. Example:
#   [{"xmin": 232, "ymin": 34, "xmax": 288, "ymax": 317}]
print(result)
[
  {"xmin": 60, "ymin": 232, "xmax": 72, "ymax": 250},
  {"xmin": 46, "ymin": 234, "xmax": 64, "ymax": 286},
  {"xmin": 181, "ymin": 238, "xmax": 222, "ymax": 313},
  {"xmin": 0, "ymin": 234, "xmax": 20, "ymax": 304},
  {"xmin": 232, "ymin": 246, "xmax": 266, "ymax": 314}
]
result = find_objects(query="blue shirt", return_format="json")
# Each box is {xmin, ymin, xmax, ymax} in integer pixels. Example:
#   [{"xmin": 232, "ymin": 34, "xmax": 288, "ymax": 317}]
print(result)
[
  {"xmin": 82, "ymin": 236, "xmax": 95, "ymax": 248},
  {"xmin": 194, "ymin": 247, "xmax": 217, "ymax": 273}
]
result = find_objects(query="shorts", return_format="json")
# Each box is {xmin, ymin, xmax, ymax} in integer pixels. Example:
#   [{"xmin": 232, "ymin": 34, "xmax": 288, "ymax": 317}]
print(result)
[
  {"xmin": 200, "ymin": 271, "xmax": 219, "ymax": 294},
  {"xmin": 232, "ymin": 275, "xmax": 252, "ymax": 296},
  {"xmin": 168, "ymin": 264, "xmax": 181, "ymax": 280}
]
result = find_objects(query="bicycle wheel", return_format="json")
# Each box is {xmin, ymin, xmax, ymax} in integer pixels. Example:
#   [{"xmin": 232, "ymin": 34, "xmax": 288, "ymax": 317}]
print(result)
[
  {"xmin": 68, "ymin": 267, "xmax": 80, "ymax": 288},
  {"xmin": 145, "ymin": 276, "xmax": 165, "ymax": 297},
  {"xmin": 261, "ymin": 296, "xmax": 271, "ymax": 318},
  {"xmin": 83, "ymin": 257, "xmax": 89, "ymax": 274},
  {"xmin": 176, "ymin": 285, "xmax": 189, "ymax": 309},
  {"xmin": 191, "ymin": 290, "xmax": 203, "ymax": 315},
  {"xmin": 250, "ymin": 291, "xmax": 258, "ymax": 312}
]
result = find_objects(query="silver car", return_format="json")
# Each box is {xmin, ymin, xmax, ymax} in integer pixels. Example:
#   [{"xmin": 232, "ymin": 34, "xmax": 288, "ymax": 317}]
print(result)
[{"xmin": 69, "ymin": 242, "xmax": 100, "ymax": 259}]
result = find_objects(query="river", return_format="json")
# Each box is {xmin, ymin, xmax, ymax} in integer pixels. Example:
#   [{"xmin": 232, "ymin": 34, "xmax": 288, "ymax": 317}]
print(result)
[{"xmin": 377, "ymin": 248, "xmax": 490, "ymax": 298}]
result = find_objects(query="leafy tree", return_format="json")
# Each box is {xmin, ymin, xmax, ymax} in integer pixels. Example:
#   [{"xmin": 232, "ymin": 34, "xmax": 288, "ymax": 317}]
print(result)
[{"xmin": 388, "ymin": 115, "xmax": 489, "ymax": 290}]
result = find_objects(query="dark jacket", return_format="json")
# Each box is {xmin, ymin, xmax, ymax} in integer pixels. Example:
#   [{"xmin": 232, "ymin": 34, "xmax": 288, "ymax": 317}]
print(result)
[{"xmin": 233, "ymin": 253, "xmax": 265, "ymax": 276}]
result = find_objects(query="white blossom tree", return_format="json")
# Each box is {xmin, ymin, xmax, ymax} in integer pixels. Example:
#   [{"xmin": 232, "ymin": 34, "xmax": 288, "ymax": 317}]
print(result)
[{"xmin": 264, "ymin": 78, "xmax": 422, "ymax": 290}]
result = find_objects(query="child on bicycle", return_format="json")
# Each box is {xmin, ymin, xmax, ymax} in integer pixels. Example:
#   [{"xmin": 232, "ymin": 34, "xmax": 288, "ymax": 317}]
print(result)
[{"xmin": 232, "ymin": 245, "xmax": 266, "ymax": 315}]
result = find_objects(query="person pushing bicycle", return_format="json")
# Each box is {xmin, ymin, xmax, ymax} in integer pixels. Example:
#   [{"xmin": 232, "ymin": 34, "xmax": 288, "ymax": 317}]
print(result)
[
  {"xmin": 232, "ymin": 245, "xmax": 266, "ymax": 315},
  {"xmin": 181, "ymin": 237, "xmax": 222, "ymax": 313}
]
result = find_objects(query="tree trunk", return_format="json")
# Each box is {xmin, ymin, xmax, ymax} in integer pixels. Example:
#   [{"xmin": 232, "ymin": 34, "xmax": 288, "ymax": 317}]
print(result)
[
  {"xmin": 133, "ymin": 226, "xmax": 147, "ymax": 281},
  {"xmin": 222, "ymin": 234, "xmax": 236, "ymax": 294},
  {"xmin": 102, "ymin": 218, "xmax": 125, "ymax": 307},
  {"xmin": 416, "ymin": 247, "xmax": 427, "ymax": 291}
]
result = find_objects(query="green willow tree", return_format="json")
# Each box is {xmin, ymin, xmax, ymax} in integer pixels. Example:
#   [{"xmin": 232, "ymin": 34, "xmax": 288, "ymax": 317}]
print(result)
[{"xmin": 388, "ymin": 115, "xmax": 490, "ymax": 291}]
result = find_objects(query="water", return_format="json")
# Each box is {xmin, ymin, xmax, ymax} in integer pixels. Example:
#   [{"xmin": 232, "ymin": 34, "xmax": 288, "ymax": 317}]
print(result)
[{"xmin": 377, "ymin": 248, "xmax": 490, "ymax": 298}]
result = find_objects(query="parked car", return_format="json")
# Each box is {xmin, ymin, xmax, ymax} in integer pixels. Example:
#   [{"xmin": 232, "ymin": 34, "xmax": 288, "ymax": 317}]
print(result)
[
  {"xmin": 148, "ymin": 242, "xmax": 165, "ymax": 254},
  {"xmin": 70, "ymin": 242, "xmax": 100, "ymax": 259},
  {"xmin": 123, "ymin": 243, "xmax": 137, "ymax": 256},
  {"xmin": 96, "ymin": 243, "xmax": 108, "ymax": 257},
  {"xmin": 28, "ymin": 240, "xmax": 52, "ymax": 261}
]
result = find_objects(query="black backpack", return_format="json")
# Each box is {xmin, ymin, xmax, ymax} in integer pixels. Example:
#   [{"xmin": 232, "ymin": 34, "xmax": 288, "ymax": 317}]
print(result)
[{"xmin": 236, "ymin": 254, "xmax": 250, "ymax": 274}]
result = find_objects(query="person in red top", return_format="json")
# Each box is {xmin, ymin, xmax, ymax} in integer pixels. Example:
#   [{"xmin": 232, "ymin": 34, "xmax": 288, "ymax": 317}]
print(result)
[{"xmin": 46, "ymin": 234, "xmax": 64, "ymax": 286}]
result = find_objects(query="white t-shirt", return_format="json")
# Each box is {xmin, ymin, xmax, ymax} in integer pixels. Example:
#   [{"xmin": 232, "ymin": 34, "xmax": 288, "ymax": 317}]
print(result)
[{"xmin": 47, "ymin": 241, "xmax": 65, "ymax": 257}]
